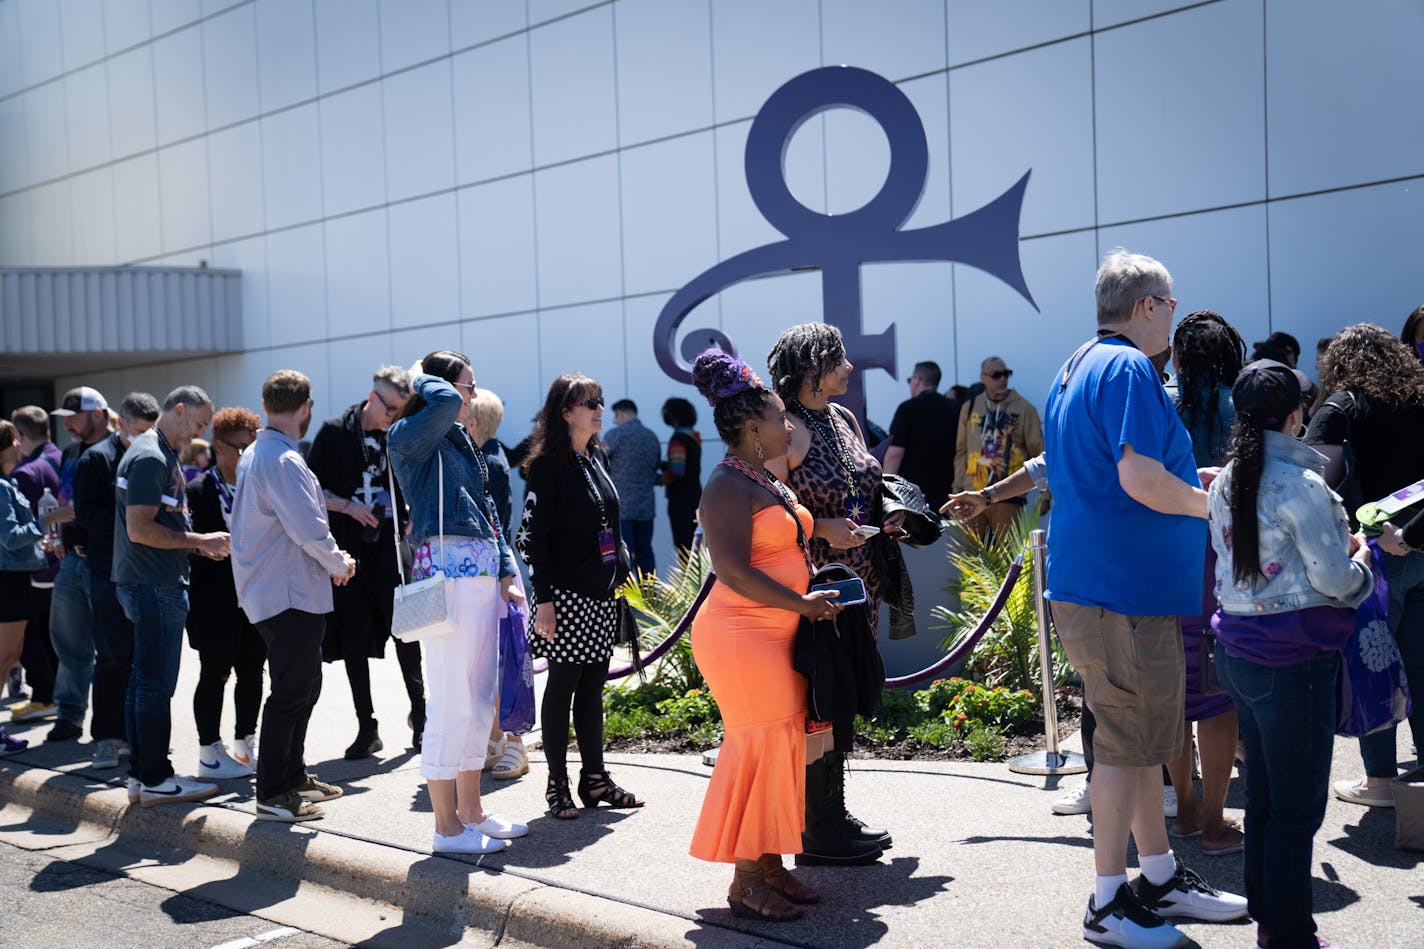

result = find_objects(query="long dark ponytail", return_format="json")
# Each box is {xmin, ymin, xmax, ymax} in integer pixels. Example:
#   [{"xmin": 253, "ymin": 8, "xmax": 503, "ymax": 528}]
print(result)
[
  {"xmin": 1224, "ymin": 417, "xmax": 1268, "ymax": 583},
  {"xmin": 1223, "ymin": 361, "xmax": 1302, "ymax": 583}
]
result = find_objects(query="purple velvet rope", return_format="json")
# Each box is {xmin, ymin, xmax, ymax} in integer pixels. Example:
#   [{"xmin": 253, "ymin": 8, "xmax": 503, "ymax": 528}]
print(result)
[
  {"xmin": 882, "ymin": 554, "xmax": 1026, "ymax": 690},
  {"xmin": 531, "ymin": 556, "xmax": 1025, "ymax": 689}
]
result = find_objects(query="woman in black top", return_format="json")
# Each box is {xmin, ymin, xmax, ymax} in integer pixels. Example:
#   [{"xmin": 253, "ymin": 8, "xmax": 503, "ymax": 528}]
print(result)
[
  {"xmin": 1307, "ymin": 323, "xmax": 1424, "ymax": 807},
  {"xmin": 186, "ymin": 407, "xmax": 266, "ymax": 779},
  {"xmin": 660, "ymin": 397, "xmax": 703, "ymax": 557},
  {"xmin": 519, "ymin": 373, "xmax": 643, "ymax": 820}
]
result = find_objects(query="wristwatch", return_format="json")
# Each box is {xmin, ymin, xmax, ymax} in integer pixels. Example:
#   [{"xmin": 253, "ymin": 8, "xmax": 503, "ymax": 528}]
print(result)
[{"xmin": 981, "ymin": 485, "xmax": 995, "ymax": 505}]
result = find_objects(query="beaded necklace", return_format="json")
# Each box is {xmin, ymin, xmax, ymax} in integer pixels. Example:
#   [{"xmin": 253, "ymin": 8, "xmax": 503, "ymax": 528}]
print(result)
[
  {"xmin": 789, "ymin": 398, "xmax": 866, "ymax": 523},
  {"xmin": 717, "ymin": 455, "xmax": 814, "ymax": 575}
]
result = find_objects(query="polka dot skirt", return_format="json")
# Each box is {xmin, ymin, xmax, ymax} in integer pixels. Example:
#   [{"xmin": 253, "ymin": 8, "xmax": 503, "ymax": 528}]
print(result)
[{"xmin": 530, "ymin": 587, "xmax": 617, "ymax": 664}]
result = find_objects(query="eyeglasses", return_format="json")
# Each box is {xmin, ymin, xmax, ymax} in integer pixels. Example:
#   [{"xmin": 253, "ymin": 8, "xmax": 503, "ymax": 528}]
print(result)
[
  {"xmin": 453, "ymin": 381, "xmax": 477, "ymax": 395},
  {"xmin": 217, "ymin": 437, "xmax": 254, "ymax": 452},
  {"xmin": 371, "ymin": 388, "xmax": 400, "ymax": 416},
  {"xmin": 1149, "ymin": 294, "xmax": 1178, "ymax": 310},
  {"xmin": 984, "ymin": 369, "xmax": 1013, "ymax": 380},
  {"xmin": 574, "ymin": 397, "xmax": 604, "ymax": 411}
]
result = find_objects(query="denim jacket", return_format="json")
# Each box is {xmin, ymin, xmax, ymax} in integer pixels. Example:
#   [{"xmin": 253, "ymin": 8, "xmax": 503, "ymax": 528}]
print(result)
[
  {"xmin": 0, "ymin": 475, "xmax": 46, "ymax": 573},
  {"xmin": 1208, "ymin": 430, "xmax": 1372, "ymax": 615},
  {"xmin": 387, "ymin": 375, "xmax": 516, "ymax": 579}
]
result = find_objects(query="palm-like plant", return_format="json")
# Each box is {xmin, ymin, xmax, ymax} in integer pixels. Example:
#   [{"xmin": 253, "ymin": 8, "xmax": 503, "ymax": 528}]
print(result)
[
  {"xmin": 930, "ymin": 504, "xmax": 1074, "ymax": 693},
  {"xmin": 616, "ymin": 547, "xmax": 714, "ymax": 694}
]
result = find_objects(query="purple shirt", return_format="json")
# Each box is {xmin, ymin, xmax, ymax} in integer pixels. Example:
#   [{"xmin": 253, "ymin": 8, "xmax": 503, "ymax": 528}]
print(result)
[
  {"xmin": 12, "ymin": 443, "xmax": 62, "ymax": 584},
  {"xmin": 1212, "ymin": 603, "xmax": 1355, "ymax": 667}
]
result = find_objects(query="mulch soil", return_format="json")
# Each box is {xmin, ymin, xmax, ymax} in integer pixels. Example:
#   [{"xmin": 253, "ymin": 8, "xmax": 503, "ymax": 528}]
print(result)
[{"xmin": 604, "ymin": 692, "xmax": 1083, "ymax": 763}]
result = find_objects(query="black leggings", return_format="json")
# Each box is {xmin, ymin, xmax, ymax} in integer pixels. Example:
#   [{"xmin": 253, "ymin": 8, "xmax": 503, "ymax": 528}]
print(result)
[
  {"xmin": 342, "ymin": 637, "xmax": 425, "ymax": 727},
  {"xmin": 193, "ymin": 628, "xmax": 267, "ymax": 746},
  {"xmin": 541, "ymin": 658, "xmax": 610, "ymax": 782},
  {"xmin": 20, "ymin": 587, "xmax": 56, "ymax": 705}
]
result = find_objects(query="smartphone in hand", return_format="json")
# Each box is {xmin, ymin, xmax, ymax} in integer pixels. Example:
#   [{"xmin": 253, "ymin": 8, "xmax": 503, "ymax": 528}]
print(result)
[
  {"xmin": 851, "ymin": 524, "xmax": 881, "ymax": 539},
  {"xmin": 809, "ymin": 576, "xmax": 868, "ymax": 606}
]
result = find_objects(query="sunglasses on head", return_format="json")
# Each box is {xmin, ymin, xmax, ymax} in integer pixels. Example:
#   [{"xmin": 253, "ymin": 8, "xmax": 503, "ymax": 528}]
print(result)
[{"xmin": 985, "ymin": 369, "xmax": 1013, "ymax": 380}]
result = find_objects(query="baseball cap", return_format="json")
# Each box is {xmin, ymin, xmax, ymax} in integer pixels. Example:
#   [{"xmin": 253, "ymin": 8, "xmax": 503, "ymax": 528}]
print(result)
[
  {"xmin": 50, "ymin": 386, "xmax": 109, "ymax": 417},
  {"xmin": 1231, "ymin": 360, "xmax": 1300, "ymax": 426}
]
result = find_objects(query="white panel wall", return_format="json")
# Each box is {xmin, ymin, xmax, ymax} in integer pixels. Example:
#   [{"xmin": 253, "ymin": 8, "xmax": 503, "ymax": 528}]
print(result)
[{"xmin": 7, "ymin": 0, "xmax": 1422, "ymax": 582}]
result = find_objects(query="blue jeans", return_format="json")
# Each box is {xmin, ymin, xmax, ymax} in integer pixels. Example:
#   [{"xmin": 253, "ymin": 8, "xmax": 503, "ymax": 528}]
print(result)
[
  {"xmin": 621, "ymin": 518, "xmax": 655, "ymax": 578},
  {"xmin": 1216, "ymin": 645, "xmax": 1335, "ymax": 946},
  {"xmin": 116, "ymin": 583, "xmax": 188, "ymax": 787},
  {"xmin": 1361, "ymin": 549, "xmax": 1424, "ymax": 778},
  {"xmin": 48, "ymin": 553, "xmax": 94, "ymax": 726}
]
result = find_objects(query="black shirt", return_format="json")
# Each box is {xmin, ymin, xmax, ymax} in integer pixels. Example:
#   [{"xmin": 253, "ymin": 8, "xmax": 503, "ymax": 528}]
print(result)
[
  {"xmin": 1306, "ymin": 390, "xmax": 1424, "ymax": 521},
  {"xmin": 306, "ymin": 402, "xmax": 403, "ymax": 556},
  {"xmin": 887, "ymin": 390, "xmax": 960, "ymax": 508},
  {"xmin": 480, "ymin": 438, "xmax": 513, "ymax": 535},
  {"xmin": 663, "ymin": 428, "xmax": 703, "ymax": 509},
  {"xmin": 72, "ymin": 432, "xmax": 126, "ymax": 575},
  {"xmin": 518, "ymin": 448, "xmax": 623, "ymax": 605}
]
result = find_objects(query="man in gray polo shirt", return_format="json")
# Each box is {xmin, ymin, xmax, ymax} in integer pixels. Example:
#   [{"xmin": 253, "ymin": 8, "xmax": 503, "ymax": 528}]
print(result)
[{"xmin": 231, "ymin": 370, "xmax": 355, "ymax": 822}]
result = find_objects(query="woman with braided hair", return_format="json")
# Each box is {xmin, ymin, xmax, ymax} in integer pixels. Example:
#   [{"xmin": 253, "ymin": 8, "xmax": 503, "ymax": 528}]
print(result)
[
  {"xmin": 765, "ymin": 322, "xmax": 897, "ymax": 867},
  {"xmin": 1163, "ymin": 311, "xmax": 1245, "ymax": 854},
  {"xmin": 688, "ymin": 349, "xmax": 847, "ymax": 922}
]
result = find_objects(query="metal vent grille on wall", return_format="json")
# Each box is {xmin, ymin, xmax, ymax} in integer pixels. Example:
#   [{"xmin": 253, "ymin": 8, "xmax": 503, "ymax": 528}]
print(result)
[{"xmin": 0, "ymin": 266, "xmax": 242, "ymax": 379}]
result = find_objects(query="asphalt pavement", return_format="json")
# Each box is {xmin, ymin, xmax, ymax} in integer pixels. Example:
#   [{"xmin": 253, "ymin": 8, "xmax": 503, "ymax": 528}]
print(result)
[{"xmin": 1, "ymin": 636, "xmax": 1420, "ymax": 947}]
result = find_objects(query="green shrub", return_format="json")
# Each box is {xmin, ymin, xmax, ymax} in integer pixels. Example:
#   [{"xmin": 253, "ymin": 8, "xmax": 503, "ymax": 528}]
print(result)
[
  {"xmin": 965, "ymin": 725, "xmax": 1006, "ymax": 762},
  {"xmin": 906, "ymin": 718, "xmax": 956, "ymax": 748}
]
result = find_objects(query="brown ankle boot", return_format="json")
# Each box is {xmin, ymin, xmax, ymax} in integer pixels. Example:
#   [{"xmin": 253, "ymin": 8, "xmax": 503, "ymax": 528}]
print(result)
[{"xmin": 759, "ymin": 854, "xmax": 821, "ymax": 905}]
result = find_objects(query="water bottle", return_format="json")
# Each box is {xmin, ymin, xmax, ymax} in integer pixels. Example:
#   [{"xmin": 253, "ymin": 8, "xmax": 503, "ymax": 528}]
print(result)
[{"xmin": 38, "ymin": 487, "xmax": 59, "ymax": 541}]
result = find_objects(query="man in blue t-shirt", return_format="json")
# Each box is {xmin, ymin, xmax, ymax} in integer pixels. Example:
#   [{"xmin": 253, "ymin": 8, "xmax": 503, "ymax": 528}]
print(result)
[{"xmin": 1044, "ymin": 250, "xmax": 1246, "ymax": 946}]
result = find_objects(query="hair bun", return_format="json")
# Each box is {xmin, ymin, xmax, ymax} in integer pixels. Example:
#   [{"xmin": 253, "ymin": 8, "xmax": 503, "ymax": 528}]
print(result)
[{"xmin": 692, "ymin": 349, "xmax": 764, "ymax": 406}]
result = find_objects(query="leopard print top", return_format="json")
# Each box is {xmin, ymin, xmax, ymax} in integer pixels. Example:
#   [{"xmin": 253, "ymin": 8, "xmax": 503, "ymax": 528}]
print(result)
[{"xmin": 786, "ymin": 404, "xmax": 885, "ymax": 618}]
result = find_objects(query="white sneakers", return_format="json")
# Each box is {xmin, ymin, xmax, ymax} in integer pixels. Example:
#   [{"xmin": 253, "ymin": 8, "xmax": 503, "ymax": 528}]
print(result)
[
  {"xmin": 140, "ymin": 775, "xmax": 219, "ymax": 808},
  {"xmin": 433, "ymin": 826, "xmax": 511, "ymax": 855},
  {"xmin": 1053, "ymin": 782, "xmax": 1092, "ymax": 815},
  {"xmin": 1133, "ymin": 858, "xmax": 1249, "ymax": 923},
  {"xmin": 197, "ymin": 740, "xmax": 254, "ymax": 780},
  {"xmin": 472, "ymin": 812, "xmax": 528, "ymax": 839},
  {"xmin": 1162, "ymin": 786, "xmax": 1178, "ymax": 819},
  {"xmin": 1054, "ymin": 784, "xmax": 1179, "ymax": 818},
  {"xmin": 1332, "ymin": 777, "xmax": 1394, "ymax": 808},
  {"xmin": 231, "ymin": 734, "xmax": 257, "ymax": 769}
]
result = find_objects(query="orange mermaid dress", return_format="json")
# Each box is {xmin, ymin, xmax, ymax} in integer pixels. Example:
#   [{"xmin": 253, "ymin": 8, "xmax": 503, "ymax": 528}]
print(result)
[{"xmin": 688, "ymin": 503, "xmax": 812, "ymax": 863}]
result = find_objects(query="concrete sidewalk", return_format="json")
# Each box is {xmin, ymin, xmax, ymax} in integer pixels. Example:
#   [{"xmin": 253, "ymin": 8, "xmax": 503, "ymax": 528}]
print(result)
[{"xmin": 1, "ymin": 643, "xmax": 1419, "ymax": 947}]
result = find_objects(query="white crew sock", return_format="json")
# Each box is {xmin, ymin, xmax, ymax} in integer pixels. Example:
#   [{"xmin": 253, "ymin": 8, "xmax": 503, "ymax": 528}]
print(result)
[
  {"xmin": 1139, "ymin": 848, "xmax": 1177, "ymax": 886},
  {"xmin": 1095, "ymin": 873, "xmax": 1129, "ymax": 908}
]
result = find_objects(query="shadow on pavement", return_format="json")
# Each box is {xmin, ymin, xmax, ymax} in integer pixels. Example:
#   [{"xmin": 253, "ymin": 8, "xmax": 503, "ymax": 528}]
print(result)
[
  {"xmin": 689, "ymin": 855, "xmax": 953, "ymax": 949},
  {"xmin": 497, "ymin": 808, "xmax": 635, "ymax": 870},
  {"xmin": 158, "ymin": 817, "xmax": 314, "ymax": 922},
  {"xmin": 1326, "ymin": 809, "xmax": 1423, "ymax": 869}
]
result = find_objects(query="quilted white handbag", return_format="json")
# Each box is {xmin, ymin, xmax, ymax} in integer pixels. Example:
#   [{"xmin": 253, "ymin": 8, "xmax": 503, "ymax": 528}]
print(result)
[{"xmin": 389, "ymin": 452, "xmax": 457, "ymax": 642}]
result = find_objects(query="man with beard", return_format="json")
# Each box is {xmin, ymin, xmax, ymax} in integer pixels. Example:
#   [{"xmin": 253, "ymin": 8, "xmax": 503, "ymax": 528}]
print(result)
[
  {"xmin": 231, "ymin": 370, "xmax": 355, "ymax": 821},
  {"xmin": 305, "ymin": 366, "xmax": 424, "ymax": 758}
]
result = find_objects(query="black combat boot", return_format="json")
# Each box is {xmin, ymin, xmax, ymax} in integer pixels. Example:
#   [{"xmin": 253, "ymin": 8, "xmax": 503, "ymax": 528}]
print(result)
[{"xmin": 796, "ymin": 754, "xmax": 884, "ymax": 866}]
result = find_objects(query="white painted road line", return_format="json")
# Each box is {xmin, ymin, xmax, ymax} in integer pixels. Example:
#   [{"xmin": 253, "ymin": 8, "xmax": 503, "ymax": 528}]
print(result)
[{"xmin": 210, "ymin": 926, "xmax": 300, "ymax": 949}]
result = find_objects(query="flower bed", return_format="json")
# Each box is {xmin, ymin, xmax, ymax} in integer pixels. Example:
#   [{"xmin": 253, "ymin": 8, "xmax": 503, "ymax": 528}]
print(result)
[{"xmin": 601, "ymin": 678, "xmax": 1081, "ymax": 762}]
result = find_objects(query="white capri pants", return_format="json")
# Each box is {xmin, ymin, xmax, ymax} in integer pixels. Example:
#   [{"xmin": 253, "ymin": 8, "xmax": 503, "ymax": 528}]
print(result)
[{"xmin": 420, "ymin": 575, "xmax": 501, "ymax": 781}]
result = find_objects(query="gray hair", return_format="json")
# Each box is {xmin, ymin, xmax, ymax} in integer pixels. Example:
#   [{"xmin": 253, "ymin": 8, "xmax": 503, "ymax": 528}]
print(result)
[
  {"xmin": 980, "ymin": 355, "xmax": 1005, "ymax": 371},
  {"xmin": 1094, "ymin": 248, "xmax": 1172, "ymax": 326},
  {"xmin": 120, "ymin": 392, "xmax": 160, "ymax": 422},
  {"xmin": 162, "ymin": 385, "xmax": 213, "ymax": 412},
  {"xmin": 372, "ymin": 365, "xmax": 412, "ymax": 398}
]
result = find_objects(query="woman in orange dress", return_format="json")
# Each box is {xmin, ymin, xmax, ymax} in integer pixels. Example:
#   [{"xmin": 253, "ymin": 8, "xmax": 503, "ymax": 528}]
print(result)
[{"xmin": 687, "ymin": 350, "xmax": 847, "ymax": 922}]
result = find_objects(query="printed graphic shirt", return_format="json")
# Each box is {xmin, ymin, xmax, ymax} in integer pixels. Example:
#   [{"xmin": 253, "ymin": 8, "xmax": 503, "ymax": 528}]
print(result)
[
  {"xmin": 113, "ymin": 428, "xmax": 192, "ymax": 586},
  {"xmin": 952, "ymin": 389, "xmax": 1044, "ymax": 493}
]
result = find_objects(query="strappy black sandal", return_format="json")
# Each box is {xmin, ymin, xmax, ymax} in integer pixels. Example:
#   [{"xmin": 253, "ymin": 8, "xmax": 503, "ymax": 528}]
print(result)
[
  {"xmin": 577, "ymin": 769, "xmax": 645, "ymax": 809},
  {"xmin": 545, "ymin": 776, "xmax": 579, "ymax": 820}
]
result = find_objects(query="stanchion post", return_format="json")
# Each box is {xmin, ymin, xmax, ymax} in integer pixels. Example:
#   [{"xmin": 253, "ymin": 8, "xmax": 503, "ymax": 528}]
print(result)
[{"xmin": 1009, "ymin": 529, "xmax": 1087, "ymax": 776}]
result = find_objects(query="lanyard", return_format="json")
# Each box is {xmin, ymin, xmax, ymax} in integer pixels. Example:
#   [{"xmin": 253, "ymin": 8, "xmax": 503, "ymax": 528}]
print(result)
[
  {"xmin": 207, "ymin": 468, "xmax": 235, "ymax": 527},
  {"xmin": 576, "ymin": 452, "xmax": 611, "ymax": 532}
]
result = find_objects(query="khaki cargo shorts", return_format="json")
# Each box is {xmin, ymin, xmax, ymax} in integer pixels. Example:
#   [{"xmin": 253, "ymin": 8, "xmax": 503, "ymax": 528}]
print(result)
[{"xmin": 1051, "ymin": 601, "xmax": 1184, "ymax": 768}]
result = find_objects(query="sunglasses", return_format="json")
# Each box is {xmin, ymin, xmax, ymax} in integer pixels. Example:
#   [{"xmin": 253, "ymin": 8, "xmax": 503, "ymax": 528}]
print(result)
[
  {"xmin": 984, "ymin": 369, "xmax": 1013, "ymax": 380},
  {"xmin": 371, "ymin": 388, "xmax": 401, "ymax": 415},
  {"xmin": 573, "ymin": 397, "xmax": 604, "ymax": 411},
  {"xmin": 217, "ymin": 437, "xmax": 254, "ymax": 452}
]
